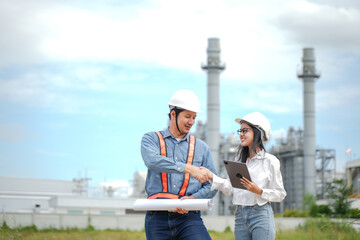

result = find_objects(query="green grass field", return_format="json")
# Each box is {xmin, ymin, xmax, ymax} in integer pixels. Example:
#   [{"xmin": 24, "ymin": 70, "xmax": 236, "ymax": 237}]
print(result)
[
  {"xmin": 0, "ymin": 228, "xmax": 359, "ymax": 240},
  {"xmin": 1, "ymin": 218, "xmax": 358, "ymax": 240},
  {"xmin": 0, "ymin": 229, "xmax": 359, "ymax": 240}
]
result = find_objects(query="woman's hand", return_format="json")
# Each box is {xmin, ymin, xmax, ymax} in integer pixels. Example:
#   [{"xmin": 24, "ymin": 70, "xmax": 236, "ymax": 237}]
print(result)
[
  {"xmin": 240, "ymin": 177, "xmax": 263, "ymax": 195},
  {"xmin": 199, "ymin": 167, "xmax": 214, "ymax": 181}
]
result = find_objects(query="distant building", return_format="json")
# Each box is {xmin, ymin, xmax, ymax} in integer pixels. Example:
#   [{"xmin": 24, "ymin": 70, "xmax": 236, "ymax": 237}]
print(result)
[
  {"xmin": 270, "ymin": 126, "xmax": 338, "ymax": 211},
  {"xmin": 191, "ymin": 124, "xmax": 339, "ymax": 214},
  {"xmin": 0, "ymin": 176, "xmax": 136, "ymax": 215},
  {"xmin": 346, "ymin": 158, "xmax": 360, "ymax": 195},
  {"xmin": 132, "ymin": 172, "xmax": 147, "ymax": 198}
]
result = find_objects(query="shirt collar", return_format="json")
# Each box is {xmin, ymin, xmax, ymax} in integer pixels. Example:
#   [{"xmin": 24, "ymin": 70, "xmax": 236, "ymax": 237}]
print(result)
[
  {"xmin": 253, "ymin": 149, "xmax": 266, "ymax": 160},
  {"xmin": 163, "ymin": 128, "xmax": 190, "ymax": 142}
]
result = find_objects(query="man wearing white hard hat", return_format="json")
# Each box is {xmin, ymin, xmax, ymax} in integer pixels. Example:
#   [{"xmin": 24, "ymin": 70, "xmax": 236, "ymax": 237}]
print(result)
[
  {"xmin": 200, "ymin": 112, "xmax": 286, "ymax": 240},
  {"xmin": 141, "ymin": 89, "xmax": 217, "ymax": 240}
]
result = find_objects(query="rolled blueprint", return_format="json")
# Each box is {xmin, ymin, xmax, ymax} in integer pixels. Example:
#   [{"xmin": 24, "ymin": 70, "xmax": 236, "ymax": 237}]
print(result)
[{"xmin": 133, "ymin": 199, "xmax": 213, "ymax": 211}]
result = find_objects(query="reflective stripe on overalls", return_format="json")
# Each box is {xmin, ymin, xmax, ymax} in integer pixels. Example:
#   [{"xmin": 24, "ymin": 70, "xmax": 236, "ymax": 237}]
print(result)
[{"xmin": 147, "ymin": 131, "xmax": 196, "ymax": 199}]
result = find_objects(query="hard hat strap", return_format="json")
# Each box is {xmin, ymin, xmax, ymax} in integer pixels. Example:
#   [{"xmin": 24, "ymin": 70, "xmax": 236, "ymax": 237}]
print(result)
[{"xmin": 172, "ymin": 107, "xmax": 185, "ymax": 135}]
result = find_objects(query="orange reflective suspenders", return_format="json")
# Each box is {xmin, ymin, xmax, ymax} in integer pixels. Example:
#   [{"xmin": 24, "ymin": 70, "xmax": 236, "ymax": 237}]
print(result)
[{"xmin": 147, "ymin": 131, "xmax": 195, "ymax": 199}]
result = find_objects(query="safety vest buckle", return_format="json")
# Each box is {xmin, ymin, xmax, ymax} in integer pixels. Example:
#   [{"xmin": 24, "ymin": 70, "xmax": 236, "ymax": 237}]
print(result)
[{"xmin": 147, "ymin": 192, "xmax": 183, "ymax": 199}]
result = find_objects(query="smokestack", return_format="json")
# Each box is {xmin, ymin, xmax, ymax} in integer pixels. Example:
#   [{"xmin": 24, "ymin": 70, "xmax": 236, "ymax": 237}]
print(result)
[
  {"xmin": 202, "ymin": 38, "xmax": 225, "ymax": 215},
  {"xmin": 202, "ymin": 38, "xmax": 225, "ymax": 173},
  {"xmin": 297, "ymin": 48, "xmax": 320, "ymax": 196}
]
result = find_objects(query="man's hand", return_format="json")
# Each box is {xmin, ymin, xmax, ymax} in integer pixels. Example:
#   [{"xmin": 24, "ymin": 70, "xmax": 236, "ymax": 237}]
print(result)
[
  {"xmin": 173, "ymin": 196, "xmax": 195, "ymax": 214},
  {"xmin": 184, "ymin": 165, "xmax": 209, "ymax": 183},
  {"xmin": 199, "ymin": 167, "xmax": 214, "ymax": 182}
]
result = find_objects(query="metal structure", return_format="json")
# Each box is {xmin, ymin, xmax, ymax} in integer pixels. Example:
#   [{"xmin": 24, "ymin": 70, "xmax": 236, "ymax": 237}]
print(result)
[
  {"xmin": 269, "ymin": 127, "xmax": 336, "ymax": 211},
  {"xmin": 218, "ymin": 133, "xmax": 239, "ymax": 215},
  {"xmin": 316, "ymin": 148, "xmax": 336, "ymax": 199},
  {"xmin": 72, "ymin": 177, "xmax": 91, "ymax": 196},
  {"xmin": 297, "ymin": 48, "xmax": 320, "ymax": 196},
  {"xmin": 201, "ymin": 38, "xmax": 225, "ymax": 215},
  {"xmin": 270, "ymin": 127, "xmax": 304, "ymax": 211}
]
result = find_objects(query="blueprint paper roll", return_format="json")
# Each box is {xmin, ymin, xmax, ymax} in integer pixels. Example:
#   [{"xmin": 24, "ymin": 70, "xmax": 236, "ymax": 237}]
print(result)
[{"xmin": 133, "ymin": 199, "xmax": 213, "ymax": 211}]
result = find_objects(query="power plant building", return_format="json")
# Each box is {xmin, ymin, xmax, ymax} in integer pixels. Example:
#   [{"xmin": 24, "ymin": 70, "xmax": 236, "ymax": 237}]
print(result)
[
  {"xmin": 196, "ymin": 43, "xmax": 339, "ymax": 214},
  {"xmin": 1, "ymin": 39, "xmax": 353, "ymax": 227},
  {"xmin": 269, "ymin": 127, "xmax": 336, "ymax": 211},
  {"xmin": 346, "ymin": 159, "xmax": 360, "ymax": 195}
]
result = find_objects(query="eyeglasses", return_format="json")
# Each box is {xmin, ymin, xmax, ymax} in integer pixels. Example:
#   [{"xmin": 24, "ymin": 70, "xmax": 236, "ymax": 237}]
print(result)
[{"xmin": 237, "ymin": 128, "xmax": 252, "ymax": 135}]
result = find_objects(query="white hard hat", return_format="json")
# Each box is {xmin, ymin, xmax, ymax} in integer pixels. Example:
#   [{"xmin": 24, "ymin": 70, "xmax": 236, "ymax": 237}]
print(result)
[
  {"xmin": 168, "ymin": 89, "xmax": 202, "ymax": 113},
  {"xmin": 235, "ymin": 112, "xmax": 271, "ymax": 141}
]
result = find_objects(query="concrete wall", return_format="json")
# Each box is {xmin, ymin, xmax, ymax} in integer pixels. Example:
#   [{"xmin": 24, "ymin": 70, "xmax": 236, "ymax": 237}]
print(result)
[
  {"xmin": 1, "ymin": 213, "xmax": 359, "ymax": 232},
  {"xmin": 0, "ymin": 176, "xmax": 76, "ymax": 194},
  {"xmin": 0, "ymin": 195, "xmax": 136, "ymax": 216},
  {"xmin": 1, "ymin": 213, "xmax": 145, "ymax": 231},
  {"xmin": 0, "ymin": 195, "xmax": 52, "ymax": 212}
]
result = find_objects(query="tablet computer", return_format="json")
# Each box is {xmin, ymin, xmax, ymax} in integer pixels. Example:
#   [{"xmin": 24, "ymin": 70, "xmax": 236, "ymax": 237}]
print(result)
[{"xmin": 223, "ymin": 160, "xmax": 252, "ymax": 189}]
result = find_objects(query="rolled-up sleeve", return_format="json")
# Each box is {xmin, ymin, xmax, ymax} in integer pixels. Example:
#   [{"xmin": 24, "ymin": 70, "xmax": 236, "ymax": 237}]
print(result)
[{"xmin": 211, "ymin": 175, "xmax": 234, "ymax": 196}]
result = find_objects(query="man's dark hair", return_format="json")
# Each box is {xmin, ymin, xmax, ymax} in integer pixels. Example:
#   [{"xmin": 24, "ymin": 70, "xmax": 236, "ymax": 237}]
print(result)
[{"xmin": 168, "ymin": 107, "xmax": 185, "ymax": 134}]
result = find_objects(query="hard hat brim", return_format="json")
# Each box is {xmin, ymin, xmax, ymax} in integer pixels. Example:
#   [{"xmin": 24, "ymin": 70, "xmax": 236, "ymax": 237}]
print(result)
[
  {"xmin": 169, "ymin": 105, "xmax": 202, "ymax": 113},
  {"xmin": 235, "ymin": 118, "xmax": 242, "ymax": 125},
  {"xmin": 235, "ymin": 118, "xmax": 257, "ymax": 130},
  {"xmin": 235, "ymin": 118, "xmax": 268, "ymax": 141}
]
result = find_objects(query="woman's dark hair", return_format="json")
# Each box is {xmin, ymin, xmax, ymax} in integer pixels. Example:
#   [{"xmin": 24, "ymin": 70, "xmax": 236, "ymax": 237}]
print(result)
[{"xmin": 236, "ymin": 125, "xmax": 266, "ymax": 163}]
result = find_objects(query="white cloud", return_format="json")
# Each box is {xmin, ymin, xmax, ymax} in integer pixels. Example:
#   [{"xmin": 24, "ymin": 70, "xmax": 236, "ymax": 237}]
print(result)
[
  {"xmin": 317, "ymin": 124, "xmax": 341, "ymax": 132},
  {"xmin": 0, "ymin": 124, "xmax": 36, "ymax": 143},
  {"xmin": 1, "ymin": 0, "xmax": 359, "ymax": 117},
  {"xmin": 0, "ymin": 62, "xmax": 151, "ymax": 113},
  {"xmin": 0, "ymin": 70, "xmax": 90, "ymax": 113},
  {"xmin": 0, "ymin": 0, "xmax": 296, "ymax": 81},
  {"xmin": 274, "ymin": 1, "xmax": 360, "ymax": 52},
  {"xmin": 317, "ymin": 84, "xmax": 360, "ymax": 111},
  {"xmin": 101, "ymin": 180, "xmax": 129, "ymax": 188},
  {"xmin": 36, "ymin": 149, "xmax": 68, "ymax": 157},
  {"xmin": 222, "ymin": 84, "xmax": 302, "ymax": 115}
]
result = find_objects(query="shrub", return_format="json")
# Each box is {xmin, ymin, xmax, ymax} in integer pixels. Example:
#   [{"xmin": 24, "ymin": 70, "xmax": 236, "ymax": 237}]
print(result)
[
  {"xmin": 310, "ymin": 203, "xmax": 319, "ymax": 217},
  {"xmin": 327, "ymin": 179, "xmax": 353, "ymax": 217},
  {"xmin": 1, "ymin": 221, "xmax": 10, "ymax": 230},
  {"xmin": 345, "ymin": 208, "xmax": 360, "ymax": 218},
  {"xmin": 303, "ymin": 193, "xmax": 316, "ymax": 217},
  {"xmin": 300, "ymin": 217, "xmax": 356, "ymax": 233},
  {"xmin": 282, "ymin": 208, "xmax": 305, "ymax": 217},
  {"xmin": 317, "ymin": 204, "xmax": 332, "ymax": 216},
  {"xmin": 21, "ymin": 224, "xmax": 38, "ymax": 232},
  {"xmin": 86, "ymin": 225, "xmax": 95, "ymax": 231}
]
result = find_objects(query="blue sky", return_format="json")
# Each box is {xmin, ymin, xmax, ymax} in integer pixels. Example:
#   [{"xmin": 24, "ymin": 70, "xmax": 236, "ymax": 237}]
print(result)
[{"xmin": 0, "ymin": 0, "xmax": 359, "ymax": 195}]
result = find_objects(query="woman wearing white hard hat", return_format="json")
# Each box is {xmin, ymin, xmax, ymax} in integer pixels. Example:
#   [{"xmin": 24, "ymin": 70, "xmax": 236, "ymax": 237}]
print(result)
[{"xmin": 201, "ymin": 112, "xmax": 286, "ymax": 240}]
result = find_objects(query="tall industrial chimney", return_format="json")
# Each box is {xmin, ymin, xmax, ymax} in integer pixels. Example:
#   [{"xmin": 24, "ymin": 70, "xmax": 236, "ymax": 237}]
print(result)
[
  {"xmin": 297, "ymin": 48, "xmax": 320, "ymax": 196},
  {"xmin": 202, "ymin": 38, "xmax": 225, "ymax": 173},
  {"xmin": 202, "ymin": 38, "xmax": 225, "ymax": 215}
]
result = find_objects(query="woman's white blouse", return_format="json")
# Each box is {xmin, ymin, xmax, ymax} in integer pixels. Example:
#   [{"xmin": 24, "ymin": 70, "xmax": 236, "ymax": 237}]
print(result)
[{"xmin": 211, "ymin": 150, "xmax": 286, "ymax": 206}]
